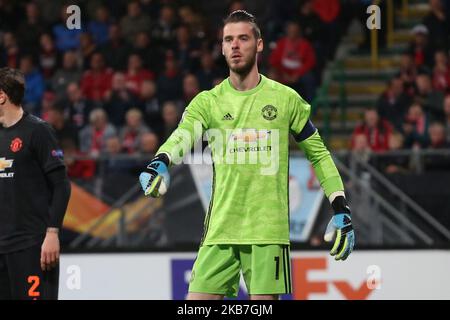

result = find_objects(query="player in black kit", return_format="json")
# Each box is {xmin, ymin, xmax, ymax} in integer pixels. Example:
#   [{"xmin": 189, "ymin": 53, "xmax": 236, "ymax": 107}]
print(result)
[{"xmin": 0, "ymin": 67, "xmax": 71, "ymax": 300}]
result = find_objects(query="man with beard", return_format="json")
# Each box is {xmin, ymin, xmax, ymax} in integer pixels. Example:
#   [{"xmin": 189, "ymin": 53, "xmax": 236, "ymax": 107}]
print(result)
[{"xmin": 139, "ymin": 10, "xmax": 354, "ymax": 300}]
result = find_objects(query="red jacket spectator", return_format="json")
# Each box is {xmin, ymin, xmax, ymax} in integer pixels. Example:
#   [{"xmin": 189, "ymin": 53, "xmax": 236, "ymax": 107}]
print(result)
[
  {"xmin": 269, "ymin": 23, "xmax": 316, "ymax": 81},
  {"xmin": 125, "ymin": 54, "xmax": 155, "ymax": 97},
  {"xmin": 81, "ymin": 52, "xmax": 113, "ymax": 101},
  {"xmin": 432, "ymin": 51, "xmax": 450, "ymax": 93},
  {"xmin": 351, "ymin": 109, "xmax": 392, "ymax": 152},
  {"xmin": 312, "ymin": 0, "xmax": 340, "ymax": 23}
]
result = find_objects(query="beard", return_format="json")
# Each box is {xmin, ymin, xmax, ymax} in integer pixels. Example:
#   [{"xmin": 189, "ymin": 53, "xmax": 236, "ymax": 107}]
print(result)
[{"xmin": 226, "ymin": 48, "xmax": 257, "ymax": 77}]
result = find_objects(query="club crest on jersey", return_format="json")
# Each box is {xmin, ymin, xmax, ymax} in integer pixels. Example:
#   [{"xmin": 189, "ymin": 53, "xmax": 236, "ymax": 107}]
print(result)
[
  {"xmin": 10, "ymin": 137, "xmax": 23, "ymax": 153},
  {"xmin": 261, "ymin": 105, "xmax": 277, "ymax": 121}
]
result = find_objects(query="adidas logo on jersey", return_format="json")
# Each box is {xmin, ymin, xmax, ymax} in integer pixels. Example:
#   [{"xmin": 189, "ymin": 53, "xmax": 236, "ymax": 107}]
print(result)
[{"xmin": 222, "ymin": 113, "xmax": 234, "ymax": 120}]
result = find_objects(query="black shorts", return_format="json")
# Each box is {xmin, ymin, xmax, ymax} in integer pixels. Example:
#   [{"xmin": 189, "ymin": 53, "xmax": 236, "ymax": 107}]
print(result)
[{"xmin": 0, "ymin": 244, "xmax": 59, "ymax": 300}]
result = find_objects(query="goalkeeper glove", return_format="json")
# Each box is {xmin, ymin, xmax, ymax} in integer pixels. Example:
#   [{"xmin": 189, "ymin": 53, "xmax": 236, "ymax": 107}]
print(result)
[
  {"xmin": 324, "ymin": 196, "xmax": 355, "ymax": 261},
  {"xmin": 139, "ymin": 153, "xmax": 170, "ymax": 197}
]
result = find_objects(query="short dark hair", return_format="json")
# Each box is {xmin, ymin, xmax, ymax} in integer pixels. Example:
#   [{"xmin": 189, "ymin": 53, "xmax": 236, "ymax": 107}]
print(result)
[
  {"xmin": 223, "ymin": 10, "xmax": 261, "ymax": 39},
  {"xmin": 0, "ymin": 67, "xmax": 25, "ymax": 106}
]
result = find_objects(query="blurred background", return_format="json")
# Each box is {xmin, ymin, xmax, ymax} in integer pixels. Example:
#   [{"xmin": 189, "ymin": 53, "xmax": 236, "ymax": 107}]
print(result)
[{"xmin": 1, "ymin": 0, "xmax": 450, "ymax": 299}]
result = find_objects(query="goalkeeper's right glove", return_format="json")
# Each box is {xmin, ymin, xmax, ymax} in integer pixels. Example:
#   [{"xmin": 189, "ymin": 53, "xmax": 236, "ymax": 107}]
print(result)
[{"xmin": 139, "ymin": 153, "xmax": 170, "ymax": 197}]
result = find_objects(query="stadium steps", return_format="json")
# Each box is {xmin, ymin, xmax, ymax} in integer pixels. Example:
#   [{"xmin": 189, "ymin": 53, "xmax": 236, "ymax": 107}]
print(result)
[
  {"xmin": 341, "ymin": 55, "xmax": 402, "ymax": 69},
  {"xmin": 328, "ymin": 81, "xmax": 386, "ymax": 95},
  {"xmin": 332, "ymin": 67, "xmax": 398, "ymax": 82},
  {"xmin": 348, "ymin": 43, "xmax": 409, "ymax": 56},
  {"xmin": 319, "ymin": 0, "xmax": 429, "ymax": 150},
  {"xmin": 397, "ymin": 3, "xmax": 430, "ymax": 19}
]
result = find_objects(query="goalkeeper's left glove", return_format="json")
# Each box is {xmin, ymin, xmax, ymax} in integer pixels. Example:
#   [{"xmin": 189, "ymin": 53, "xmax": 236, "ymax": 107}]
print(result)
[
  {"xmin": 139, "ymin": 153, "xmax": 170, "ymax": 197},
  {"xmin": 324, "ymin": 196, "xmax": 355, "ymax": 261}
]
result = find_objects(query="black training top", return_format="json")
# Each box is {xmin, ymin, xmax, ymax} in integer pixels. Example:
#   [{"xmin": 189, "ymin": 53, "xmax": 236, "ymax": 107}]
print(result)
[{"xmin": 0, "ymin": 112, "xmax": 65, "ymax": 253}]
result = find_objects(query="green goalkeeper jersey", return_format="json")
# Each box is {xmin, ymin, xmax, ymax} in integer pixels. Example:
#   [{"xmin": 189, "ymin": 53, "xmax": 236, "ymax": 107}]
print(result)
[{"xmin": 158, "ymin": 75, "xmax": 344, "ymax": 245}]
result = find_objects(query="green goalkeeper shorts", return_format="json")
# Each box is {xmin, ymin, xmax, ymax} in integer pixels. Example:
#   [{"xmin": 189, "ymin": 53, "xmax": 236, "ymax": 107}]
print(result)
[{"xmin": 188, "ymin": 244, "xmax": 291, "ymax": 298}]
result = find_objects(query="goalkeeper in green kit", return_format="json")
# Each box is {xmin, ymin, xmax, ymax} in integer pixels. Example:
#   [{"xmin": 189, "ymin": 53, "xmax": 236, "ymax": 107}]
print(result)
[{"xmin": 139, "ymin": 10, "xmax": 355, "ymax": 300}]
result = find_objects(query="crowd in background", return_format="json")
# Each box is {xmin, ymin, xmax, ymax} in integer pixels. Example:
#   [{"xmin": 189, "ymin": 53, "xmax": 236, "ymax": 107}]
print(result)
[
  {"xmin": 2, "ymin": 0, "xmax": 449, "ymax": 178},
  {"xmin": 0, "ymin": 0, "xmax": 347, "ymax": 178},
  {"xmin": 350, "ymin": 0, "xmax": 450, "ymax": 174}
]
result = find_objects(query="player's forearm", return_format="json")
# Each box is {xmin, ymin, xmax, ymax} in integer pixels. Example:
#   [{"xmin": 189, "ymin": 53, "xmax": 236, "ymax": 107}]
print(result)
[
  {"xmin": 157, "ymin": 119, "xmax": 204, "ymax": 165},
  {"xmin": 47, "ymin": 168, "xmax": 71, "ymax": 229},
  {"xmin": 298, "ymin": 130, "xmax": 344, "ymax": 197}
]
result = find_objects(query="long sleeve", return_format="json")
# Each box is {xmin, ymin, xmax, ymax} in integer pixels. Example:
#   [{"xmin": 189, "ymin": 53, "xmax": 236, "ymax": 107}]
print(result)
[
  {"xmin": 298, "ymin": 130, "xmax": 344, "ymax": 197},
  {"xmin": 157, "ymin": 91, "xmax": 210, "ymax": 164},
  {"xmin": 46, "ymin": 167, "xmax": 71, "ymax": 228}
]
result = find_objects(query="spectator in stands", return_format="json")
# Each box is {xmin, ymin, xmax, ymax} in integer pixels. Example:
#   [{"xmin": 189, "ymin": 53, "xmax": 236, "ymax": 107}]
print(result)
[
  {"xmin": 423, "ymin": 122, "xmax": 450, "ymax": 171},
  {"xmin": 427, "ymin": 122, "xmax": 449, "ymax": 149},
  {"xmin": 423, "ymin": 0, "xmax": 449, "ymax": 51},
  {"xmin": 66, "ymin": 82, "xmax": 93, "ymax": 131},
  {"xmin": 377, "ymin": 77, "xmax": 411, "ymax": 132},
  {"xmin": 157, "ymin": 54, "xmax": 183, "ymax": 103},
  {"xmin": 269, "ymin": 21, "xmax": 316, "ymax": 102},
  {"xmin": 79, "ymin": 108, "xmax": 117, "ymax": 157},
  {"xmin": 20, "ymin": 55, "xmax": 45, "ymax": 114},
  {"xmin": 161, "ymin": 101, "xmax": 181, "ymax": 140},
  {"xmin": 103, "ymin": 136, "xmax": 137, "ymax": 172},
  {"xmin": 398, "ymin": 53, "xmax": 417, "ymax": 96},
  {"xmin": 140, "ymin": 79, "xmax": 163, "ymax": 135},
  {"xmin": 182, "ymin": 74, "xmax": 201, "ymax": 106},
  {"xmin": 196, "ymin": 51, "xmax": 222, "ymax": 90},
  {"xmin": 78, "ymin": 33, "xmax": 97, "ymax": 70},
  {"xmin": 210, "ymin": 28, "xmax": 229, "ymax": 76},
  {"xmin": 382, "ymin": 131, "xmax": 410, "ymax": 174},
  {"xmin": 16, "ymin": 2, "xmax": 46, "ymax": 57},
  {"xmin": 100, "ymin": 24, "xmax": 130, "ymax": 70},
  {"xmin": 53, "ymin": 4, "xmax": 83, "ymax": 52},
  {"xmin": 125, "ymin": 54, "xmax": 154, "ymax": 97},
  {"xmin": 1, "ymin": 32, "xmax": 20, "ymax": 69},
  {"xmin": 174, "ymin": 24, "xmax": 202, "ymax": 73},
  {"xmin": 351, "ymin": 108, "xmax": 392, "ymax": 152},
  {"xmin": 228, "ymin": 0, "xmax": 246, "ymax": 13},
  {"xmin": 61, "ymin": 138, "xmax": 96, "ymax": 179},
  {"xmin": 178, "ymin": 5, "xmax": 208, "ymax": 41},
  {"xmin": 39, "ymin": 33, "xmax": 59, "ymax": 79},
  {"xmin": 407, "ymin": 25, "xmax": 435, "ymax": 68},
  {"xmin": 432, "ymin": 50, "xmax": 450, "ymax": 93},
  {"xmin": 139, "ymin": 132, "xmax": 160, "ymax": 156},
  {"xmin": 414, "ymin": 72, "xmax": 444, "ymax": 118},
  {"xmin": 351, "ymin": 133, "xmax": 371, "ymax": 163},
  {"xmin": 80, "ymin": 52, "xmax": 113, "ymax": 104},
  {"xmin": 131, "ymin": 31, "xmax": 163, "ymax": 74},
  {"xmin": 389, "ymin": 131, "xmax": 405, "ymax": 151},
  {"xmin": 51, "ymin": 51, "xmax": 82, "ymax": 101},
  {"xmin": 88, "ymin": 5, "xmax": 111, "ymax": 46},
  {"xmin": 120, "ymin": 0, "xmax": 152, "ymax": 45},
  {"xmin": 297, "ymin": 0, "xmax": 326, "ymax": 77},
  {"xmin": 151, "ymin": 5, "xmax": 178, "ymax": 50},
  {"xmin": 104, "ymin": 136, "xmax": 124, "ymax": 155},
  {"xmin": 39, "ymin": 91, "xmax": 57, "ymax": 121},
  {"xmin": 120, "ymin": 108, "xmax": 151, "ymax": 154},
  {"xmin": 444, "ymin": 95, "xmax": 450, "ymax": 142},
  {"xmin": 312, "ymin": 0, "xmax": 341, "ymax": 64},
  {"xmin": 403, "ymin": 103, "xmax": 430, "ymax": 149},
  {"xmin": 104, "ymin": 72, "xmax": 139, "ymax": 127},
  {"xmin": 46, "ymin": 105, "xmax": 79, "ymax": 148},
  {"xmin": 297, "ymin": 0, "xmax": 323, "ymax": 44}
]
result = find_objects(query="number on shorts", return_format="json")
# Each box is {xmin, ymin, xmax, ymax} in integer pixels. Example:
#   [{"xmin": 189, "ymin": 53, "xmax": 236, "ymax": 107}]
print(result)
[
  {"xmin": 28, "ymin": 275, "xmax": 40, "ymax": 298},
  {"xmin": 274, "ymin": 256, "xmax": 280, "ymax": 280}
]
